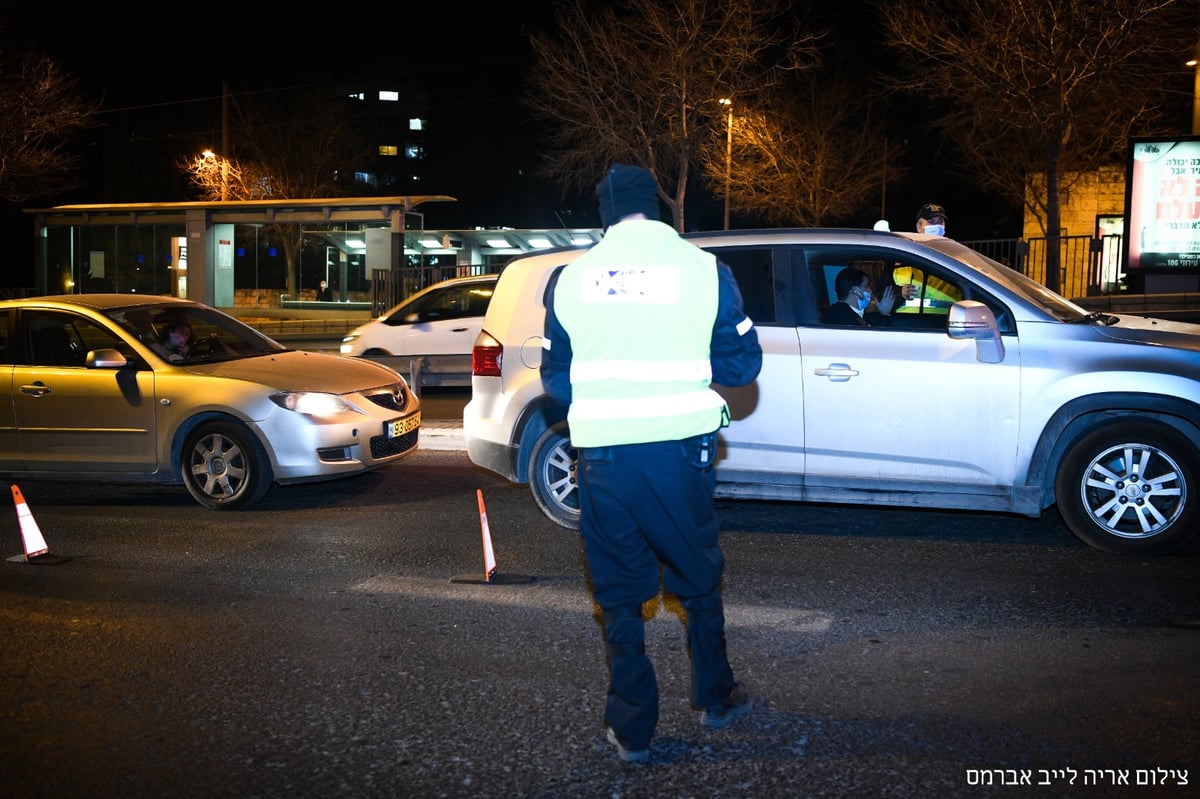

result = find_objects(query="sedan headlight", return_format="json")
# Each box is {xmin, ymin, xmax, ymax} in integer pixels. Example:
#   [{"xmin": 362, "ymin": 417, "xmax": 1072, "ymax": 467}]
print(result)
[
  {"xmin": 339, "ymin": 333, "xmax": 360, "ymax": 356},
  {"xmin": 270, "ymin": 391, "xmax": 360, "ymax": 416}
]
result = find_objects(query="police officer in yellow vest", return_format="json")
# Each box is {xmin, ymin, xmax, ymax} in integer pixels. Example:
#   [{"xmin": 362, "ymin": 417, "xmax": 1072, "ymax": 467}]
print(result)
[
  {"xmin": 541, "ymin": 163, "xmax": 762, "ymax": 763},
  {"xmin": 894, "ymin": 203, "xmax": 961, "ymax": 312}
]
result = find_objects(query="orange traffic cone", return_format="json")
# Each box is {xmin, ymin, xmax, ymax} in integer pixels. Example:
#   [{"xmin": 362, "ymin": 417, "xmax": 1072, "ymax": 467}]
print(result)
[
  {"xmin": 478, "ymin": 488, "xmax": 497, "ymax": 583},
  {"xmin": 12, "ymin": 482, "xmax": 47, "ymax": 556},
  {"xmin": 448, "ymin": 489, "xmax": 533, "ymax": 585},
  {"xmin": 13, "ymin": 484, "xmax": 48, "ymax": 559},
  {"xmin": 8, "ymin": 485, "xmax": 68, "ymax": 565}
]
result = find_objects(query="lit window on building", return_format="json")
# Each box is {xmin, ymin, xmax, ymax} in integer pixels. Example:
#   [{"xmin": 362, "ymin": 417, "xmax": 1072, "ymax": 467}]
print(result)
[
  {"xmin": 379, "ymin": 90, "xmax": 399, "ymax": 102},
  {"xmin": 406, "ymin": 145, "xmax": 424, "ymax": 160},
  {"xmin": 379, "ymin": 145, "xmax": 399, "ymax": 156},
  {"xmin": 409, "ymin": 118, "xmax": 425, "ymax": 131}
]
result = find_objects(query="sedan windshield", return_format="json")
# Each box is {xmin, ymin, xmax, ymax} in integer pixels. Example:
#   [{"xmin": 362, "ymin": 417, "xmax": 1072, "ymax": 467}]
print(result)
[{"xmin": 104, "ymin": 304, "xmax": 289, "ymax": 363}]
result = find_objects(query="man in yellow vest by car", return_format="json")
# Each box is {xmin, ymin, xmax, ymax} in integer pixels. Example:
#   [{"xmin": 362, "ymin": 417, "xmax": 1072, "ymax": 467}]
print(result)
[
  {"xmin": 541, "ymin": 163, "xmax": 762, "ymax": 764},
  {"xmin": 895, "ymin": 202, "xmax": 961, "ymax": 312}
]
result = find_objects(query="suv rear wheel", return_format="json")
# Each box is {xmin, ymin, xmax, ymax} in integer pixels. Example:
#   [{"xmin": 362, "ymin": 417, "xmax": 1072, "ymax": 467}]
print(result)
[
  {"xmin": 1055, "ymin": 420, "xmax": 1200, "ymax": 554},
  {"xmin": 529, "ymin": 422, "xmax": 582, "ymax": 530}
]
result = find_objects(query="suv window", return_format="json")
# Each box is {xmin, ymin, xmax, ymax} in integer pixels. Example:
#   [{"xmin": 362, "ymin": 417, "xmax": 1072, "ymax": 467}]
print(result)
[
  {"xmin": 701, "ymin": 246, "xmax": 782, "ymax": 325},
  {"xmin": 806, "ymin": 246, "xmax": 1013, "ymax": 334}
]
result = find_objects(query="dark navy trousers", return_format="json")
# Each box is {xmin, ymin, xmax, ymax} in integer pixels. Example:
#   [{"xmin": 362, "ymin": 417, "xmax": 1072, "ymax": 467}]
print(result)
[{"xmin": 576, "ymin": 437, "xmax": 735, "ymax": 750}]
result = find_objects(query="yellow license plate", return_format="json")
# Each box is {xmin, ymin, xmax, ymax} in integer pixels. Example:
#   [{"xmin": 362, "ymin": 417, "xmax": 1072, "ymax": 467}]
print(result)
[{"xmin": 386, "ymin": 412, "xmax": 420, "ymax": 438}]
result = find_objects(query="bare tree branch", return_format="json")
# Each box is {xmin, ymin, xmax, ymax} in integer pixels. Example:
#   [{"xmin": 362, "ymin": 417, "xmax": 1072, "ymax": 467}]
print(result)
[
  {"xmin": 698, "ymin": 76, "xmax": 907, "ymax": 226},
  {"xmin": 876, "ymin": 0, "xmax": 1193, "ymax": 291},
  {"xmin": 525, "ymin": 0, "xmax": 823, "ymax": 230},
  {"xmin": 178, "ymin": 87, "xmax": 375, "ymax": 296},
  {"xmin": 0, "ymin": 46, "xmax": 97, "ymax": 204}
]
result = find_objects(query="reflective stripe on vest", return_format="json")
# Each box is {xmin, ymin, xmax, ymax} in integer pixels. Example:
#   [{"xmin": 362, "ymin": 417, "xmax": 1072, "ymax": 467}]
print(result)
[
  {"xmin": 570, "ymin": 358, "xmax": 712, "ymax": 384},
  {"xmin": 568, "ymin": 390, "xmax": 728, "ymax": 422}
]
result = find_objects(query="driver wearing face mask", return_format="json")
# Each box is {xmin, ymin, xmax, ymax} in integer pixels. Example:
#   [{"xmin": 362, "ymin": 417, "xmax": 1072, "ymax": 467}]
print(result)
[
  {"xmin": 821, "ymin": 267, "xmax": 896, "ymax": 327},
  {"xmin": 160, "ymin": 321, "xmax": 193, "ymax": 363}
]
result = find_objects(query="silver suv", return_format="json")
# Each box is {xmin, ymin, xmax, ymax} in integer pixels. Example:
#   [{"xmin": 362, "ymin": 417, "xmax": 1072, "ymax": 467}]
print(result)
[{"xmin": 465, "ymin": 229, "xmax": 1200, "ymax": 555}]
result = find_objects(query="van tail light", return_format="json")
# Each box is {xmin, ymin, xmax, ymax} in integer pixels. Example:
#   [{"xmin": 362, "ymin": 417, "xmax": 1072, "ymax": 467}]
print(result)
[
  {"xmin": 473, "ymin": 345, "xmax": 502, "ymax": 377},
  {"xmin": 472, "ymin": 331, "xmax": 503, "ymax": 377}
]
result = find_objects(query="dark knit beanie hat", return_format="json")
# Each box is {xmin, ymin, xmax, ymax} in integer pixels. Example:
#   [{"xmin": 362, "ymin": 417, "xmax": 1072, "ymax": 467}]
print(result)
[{"xmin": 595, "ymin": 164, "xmax": 659, "ymax": 228}]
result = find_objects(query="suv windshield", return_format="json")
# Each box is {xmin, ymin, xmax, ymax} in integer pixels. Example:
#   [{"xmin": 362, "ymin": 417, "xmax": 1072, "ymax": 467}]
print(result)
[{"xmin": 922, "ymin": 238, "xmax": 1091, "ymax": 322}]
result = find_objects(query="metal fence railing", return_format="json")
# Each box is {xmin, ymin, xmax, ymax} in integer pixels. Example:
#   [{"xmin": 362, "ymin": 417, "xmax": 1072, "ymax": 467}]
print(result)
[
  {"xmin": 958, "ymin": 237, "xmax": 1028, "ymax": 273},
  {"xmin": 961, "ymin": 234, "xmax": 1125, "ymax": 299}
]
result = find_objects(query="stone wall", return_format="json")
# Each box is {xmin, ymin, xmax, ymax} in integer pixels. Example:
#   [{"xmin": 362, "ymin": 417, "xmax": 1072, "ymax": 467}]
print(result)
[
  {"xmin": 234, "ymin": 289, "xmax": 277, "ymax": 308},
  {"xmin": 1023, "ymin": 165, "xmax": 1126, "ymax": 239}
]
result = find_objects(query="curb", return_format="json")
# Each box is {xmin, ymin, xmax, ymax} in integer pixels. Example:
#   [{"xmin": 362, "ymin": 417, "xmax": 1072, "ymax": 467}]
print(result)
[{"xmin": 418, "ymin": 425, "xmax": 465, "ymax": 451}]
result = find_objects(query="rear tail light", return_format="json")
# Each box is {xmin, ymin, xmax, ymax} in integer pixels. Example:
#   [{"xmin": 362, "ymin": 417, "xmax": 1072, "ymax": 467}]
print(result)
[
  {"xmin": 472, "ymin": 345, "xmax": 502, "ymax": 376},
  {"xmin": 472, "ymin": 331, "xmax": 502, "ymax": 377}
]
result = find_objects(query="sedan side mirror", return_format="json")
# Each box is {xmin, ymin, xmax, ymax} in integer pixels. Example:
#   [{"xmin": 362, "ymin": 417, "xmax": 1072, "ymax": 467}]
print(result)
[
  {"xmin": 947, "ymin": 300, "xmax": 1005, "ymax": 364},
  {"xmin": 86, "ymin": 348, "xmax": 129, "ymax": 369}
]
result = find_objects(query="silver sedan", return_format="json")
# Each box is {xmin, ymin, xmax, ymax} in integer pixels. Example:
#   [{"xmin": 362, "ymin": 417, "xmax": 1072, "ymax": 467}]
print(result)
[{"xmin": 0, "ymin": 294, "xmax": 421, "ymax": 509}]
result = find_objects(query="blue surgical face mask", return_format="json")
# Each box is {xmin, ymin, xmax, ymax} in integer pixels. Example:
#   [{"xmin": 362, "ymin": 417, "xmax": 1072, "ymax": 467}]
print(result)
[
  {"xmin": 924, "ymin": 223, "xmax": 945, "ymax": 237},
  {"xmin": 856, "ymin": 289, "xmax": 872, "ymax": 311}
]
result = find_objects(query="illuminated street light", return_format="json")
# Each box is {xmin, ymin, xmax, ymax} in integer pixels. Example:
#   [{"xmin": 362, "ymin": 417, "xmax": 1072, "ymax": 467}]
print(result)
[
  {"xmin": 202, "ymin": 149, "xmax": 229, "ymax": 201},
  {"xmin": 720, "ymin": 98, "xmax": 733, "ymax": 230}
]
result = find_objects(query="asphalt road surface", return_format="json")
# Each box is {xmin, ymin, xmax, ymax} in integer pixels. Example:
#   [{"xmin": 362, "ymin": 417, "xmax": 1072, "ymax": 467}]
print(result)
[{"xmin": 1, "ymin": 449, "xmax": 1197, "ymax": 798}]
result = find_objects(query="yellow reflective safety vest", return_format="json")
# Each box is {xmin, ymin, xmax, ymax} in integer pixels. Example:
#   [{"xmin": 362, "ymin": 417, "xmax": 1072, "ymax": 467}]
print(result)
[
  {"xmin": 555, "ymin": 220, "xmax": 728, "ymax": 448},
  {"xmin": 892, "ymin": 265, "xmax": 962, "ymax": 312}
]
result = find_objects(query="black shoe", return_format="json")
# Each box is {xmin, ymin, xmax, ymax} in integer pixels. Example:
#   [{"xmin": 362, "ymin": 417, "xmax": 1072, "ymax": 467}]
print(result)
[
  {"xmin": 700, "ymin": 682, "xmax": 753, "ymax": 729},
  {"xmin": 605, "ymin": 726, "xmax": 650, "ymax": 764}
]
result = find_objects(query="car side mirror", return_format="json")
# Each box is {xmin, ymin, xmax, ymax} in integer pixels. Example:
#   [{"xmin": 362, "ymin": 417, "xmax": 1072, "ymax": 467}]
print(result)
[
  {"xmin": 947, "ymin": 300, "xmax": 1005, "ymax": 364},
  {"xmin": 86, "ymin": 348, "xmax": 129, "ymax": 369}
]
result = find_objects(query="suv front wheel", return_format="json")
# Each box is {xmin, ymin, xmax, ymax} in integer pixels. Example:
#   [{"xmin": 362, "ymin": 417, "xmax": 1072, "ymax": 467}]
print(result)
[
  {"xmin": 529, "ymin": 422, "xmax": 582, "ymax": 530},
  {"xmin": 1055, "ymin": 420, "xmax": 1200, "ymax": 555}
]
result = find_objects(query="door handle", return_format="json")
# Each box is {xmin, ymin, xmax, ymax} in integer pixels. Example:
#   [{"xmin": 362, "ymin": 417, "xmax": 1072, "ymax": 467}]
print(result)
[
  {"xmin": 19, "ymin": 382, "xmax": 52, "ymax": 397},
  {"xmin": 813, "ymin": 363, "xmax": 859, "ymax": 382}
]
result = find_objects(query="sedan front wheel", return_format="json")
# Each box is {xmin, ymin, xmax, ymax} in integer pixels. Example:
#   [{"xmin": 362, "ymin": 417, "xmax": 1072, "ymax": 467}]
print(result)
[{"xmin": 181, "ymin": 421, "xmax": 273, "ymax": 510}]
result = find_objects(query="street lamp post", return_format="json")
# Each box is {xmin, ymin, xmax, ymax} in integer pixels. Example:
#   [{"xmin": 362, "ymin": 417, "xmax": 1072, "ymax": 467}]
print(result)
[{"xmin": 720, "ymin": 98, "xmax": 733, "ymax": 230}]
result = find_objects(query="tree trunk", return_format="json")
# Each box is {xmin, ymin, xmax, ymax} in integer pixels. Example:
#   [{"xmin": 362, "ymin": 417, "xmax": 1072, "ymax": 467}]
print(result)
[{"xmin": 1043, "ymin": 148, "xmax": 1062, "ymax": 295}]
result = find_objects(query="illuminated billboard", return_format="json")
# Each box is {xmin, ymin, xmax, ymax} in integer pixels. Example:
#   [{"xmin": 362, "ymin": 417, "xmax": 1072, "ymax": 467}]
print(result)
[{"xmin": 1123, "ymin": 136, "xmax": 1200, "ymax": 271}]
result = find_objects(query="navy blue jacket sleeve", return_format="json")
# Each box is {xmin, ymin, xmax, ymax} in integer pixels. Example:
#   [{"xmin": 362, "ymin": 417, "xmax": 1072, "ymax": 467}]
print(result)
[
  {"xmin": 710, "ymin": 260, "xmax": 762, "ymax": 388},
  {"xmin": 540, "ymin": 267, "xmax": 573, "ymax": 405}
]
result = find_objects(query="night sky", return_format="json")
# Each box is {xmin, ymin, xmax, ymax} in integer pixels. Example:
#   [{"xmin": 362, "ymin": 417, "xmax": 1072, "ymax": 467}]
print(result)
[
  {"xmin": 3, "ymin": 6, "xmax": 564, "ymax": 220},
  {"xmin": 1, "ymin": 2, "xmax": 1021, "ymax": 278}
]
